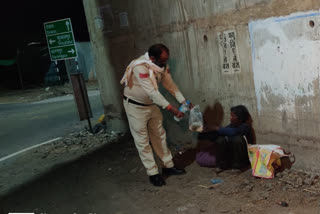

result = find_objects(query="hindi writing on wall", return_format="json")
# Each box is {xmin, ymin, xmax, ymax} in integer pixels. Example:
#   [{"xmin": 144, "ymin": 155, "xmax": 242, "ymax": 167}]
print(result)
[{"xmin": 217, "ymin": 30, "xmax": 241, "ymax": 74}]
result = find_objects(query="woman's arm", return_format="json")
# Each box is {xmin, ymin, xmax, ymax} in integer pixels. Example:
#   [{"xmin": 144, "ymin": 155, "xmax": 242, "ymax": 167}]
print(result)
[{"xmin": 217, "ymin": 124, "xmax": 250, "ymax": 136}]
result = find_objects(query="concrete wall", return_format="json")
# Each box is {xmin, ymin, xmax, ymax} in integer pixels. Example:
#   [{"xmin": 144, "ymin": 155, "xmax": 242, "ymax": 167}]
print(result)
[
  {"xmin": 249, "ymin": 11, "xmax": 320, "ymax": 172},
  {"xmin": 84, "ymin": 0, "xmax": 320, "ymax": 172}
]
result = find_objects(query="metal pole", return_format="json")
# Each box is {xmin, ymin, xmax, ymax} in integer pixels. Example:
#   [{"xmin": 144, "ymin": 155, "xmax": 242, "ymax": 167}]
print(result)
[
  {"xmin": 87, "ymin": 117, "xmax": 93, "ymax": 134},
  {"xmin": 55, "ymin": 60, "xmax": 62, "ymax": 84},
  {"xmin": 75, "ymin": 57, "xmax": 93, "ymax": 134},
  {"xmin": 75, "ymin": 57, "xmax": 80, "ymax": 74},
  {"xmin": 64, "ymin": 59, "xmax": 72, "ymax": 83}
]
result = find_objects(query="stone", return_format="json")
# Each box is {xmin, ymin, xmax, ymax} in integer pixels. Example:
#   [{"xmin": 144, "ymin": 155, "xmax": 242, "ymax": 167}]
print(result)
[
  {"xmin": 239, "ymin": 183, "xmax": 248, "ymax": 189},
  {"xmin": 177, "ymin": 206, "xmax": 188, "ymax": 212},
  {"xmin": 266, "ymin": 183, "xmax": 273, "ymax": 189},
  {"xmin": 41, "ymin": 153, "xmax": 49, "ymax": 159},
  {"xmin": 63, "ymin": 140, "xmax": 73, "ymax": 146},
  {"xmin": 304, "ymin": 178, "xmax": 314, "ymax": 186},
  {"xmin": 298, "ymin": 171, "xmax": 307, "ymax": 176},
  {"xmin": 263, "ymin": 192, "xmax": 270, "ymax": 199},
  {"xmin": 103, "ymin": 134, "xmax": 110, "ymax": 138},
  {"xmin": 297, "ymin": 178, "xmax": 303, "ymax": 186},
  {"xmin": 247, "ymin": 185, "xmax": 254, "ymax": 192}
]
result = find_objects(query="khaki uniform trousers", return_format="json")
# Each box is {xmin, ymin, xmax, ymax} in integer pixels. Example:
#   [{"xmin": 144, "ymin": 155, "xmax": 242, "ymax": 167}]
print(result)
[{"xmin": 123, "ymin": 100, "xmax": 174, "ymax": 176}]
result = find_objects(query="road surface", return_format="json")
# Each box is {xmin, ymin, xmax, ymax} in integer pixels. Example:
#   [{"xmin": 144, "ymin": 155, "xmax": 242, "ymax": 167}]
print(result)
[{"xmin": 0, "ymin": 90, "xmax": 103, "ymax": 159}]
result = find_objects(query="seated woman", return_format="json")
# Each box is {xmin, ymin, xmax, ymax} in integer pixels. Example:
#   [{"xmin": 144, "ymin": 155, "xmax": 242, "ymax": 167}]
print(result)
[{"xmin": 196, "ymin": 105, "xmax": 256, "ymax": 170}]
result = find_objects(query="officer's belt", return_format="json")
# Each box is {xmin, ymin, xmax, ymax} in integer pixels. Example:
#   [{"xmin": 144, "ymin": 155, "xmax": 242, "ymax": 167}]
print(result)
[{"xmin": 123, "ymin": 95, "xmax": 153, "ymax": 107}]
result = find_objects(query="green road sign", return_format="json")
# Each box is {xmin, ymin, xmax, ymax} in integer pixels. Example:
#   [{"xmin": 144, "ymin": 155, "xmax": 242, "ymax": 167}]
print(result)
[
  {"xmin": 47, "ymin": 32, "xmax": 74, "ymax": 48},
  {"xmin": 49, "ymin": 46, "xmax": 77, "ymax": 61},
  {"xmin": 44, "ymin": 18, "xmax": 77, "ymax": 61}
]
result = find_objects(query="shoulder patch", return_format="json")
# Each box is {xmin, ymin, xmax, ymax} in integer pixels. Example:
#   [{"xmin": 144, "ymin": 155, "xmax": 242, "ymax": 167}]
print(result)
[{"xmin": 139, "ymin": 73, "xmax": 150, "ymax": 78}]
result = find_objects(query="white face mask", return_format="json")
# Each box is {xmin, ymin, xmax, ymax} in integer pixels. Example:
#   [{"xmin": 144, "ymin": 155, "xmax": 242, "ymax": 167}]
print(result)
[
  {"xmin": 153, "ymin": 60, "xmax": 166, "ymax": 69},
  {"xmin": 160, "ymin": 66, "xmax": 165, "ymax": 73}
]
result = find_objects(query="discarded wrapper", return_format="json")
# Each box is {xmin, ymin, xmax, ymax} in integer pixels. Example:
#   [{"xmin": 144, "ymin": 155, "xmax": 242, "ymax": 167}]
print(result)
[
  {"xmin": 211, "ymin": 178, "xmax": 224, "ymax": 184},
  {"xmin": 276, "ymin": 201, "xmax": 288, "ymax": 207}
]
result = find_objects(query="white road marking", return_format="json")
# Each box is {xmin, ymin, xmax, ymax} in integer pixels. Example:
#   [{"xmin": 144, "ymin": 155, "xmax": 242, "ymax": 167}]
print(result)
[{"xmin": 0, "ymin": 137, "xmax": 62, "ymax": 162}]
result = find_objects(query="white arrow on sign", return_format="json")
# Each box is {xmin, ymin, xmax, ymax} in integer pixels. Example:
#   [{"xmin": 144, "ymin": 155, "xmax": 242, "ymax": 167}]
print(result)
[
  {"xmin": 65, "ymin": 21, "xmax": 70, "ymax": 31},
  {"xmin": 49, "ymin": 39, "xmax": 56, "ymax": 44},
  {"xmin": 68, "ymin": 49, "xmax": 75, "ymax": 54}
]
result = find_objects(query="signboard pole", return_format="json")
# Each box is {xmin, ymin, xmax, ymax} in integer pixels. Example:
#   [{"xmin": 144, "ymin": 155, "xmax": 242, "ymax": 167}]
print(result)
[
  {"xmin": 54, "ymin": 60, "xmax": 61, "ymax": 82},
  {"xmin": 76, "ymin": 57, "xmax": 93, "ymax": 133},
  {"xmin": 44, "ymin": 18, "xmax": 93, "ymax": 133}
]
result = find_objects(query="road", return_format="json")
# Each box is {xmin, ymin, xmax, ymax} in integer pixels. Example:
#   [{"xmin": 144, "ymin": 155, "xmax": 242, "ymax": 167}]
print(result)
[{"xmin": 0, "ymin": 90, "xmax": 103, "ymax": 159}]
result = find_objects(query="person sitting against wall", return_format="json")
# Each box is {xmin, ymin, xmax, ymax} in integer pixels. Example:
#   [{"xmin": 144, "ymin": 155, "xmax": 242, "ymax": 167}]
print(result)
[{"xmin": 196, "ymin": 105, "xmax": 256, "ymax": 171}]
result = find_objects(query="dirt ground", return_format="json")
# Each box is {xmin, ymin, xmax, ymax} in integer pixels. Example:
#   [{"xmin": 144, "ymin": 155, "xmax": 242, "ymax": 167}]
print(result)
[
  {"xmin": 0, "ymin": 81, "xmax": 99, "ymax": 104},
  {"xmin": 1, "ymin": 134, "xmax": 320, "ymax": 214}
]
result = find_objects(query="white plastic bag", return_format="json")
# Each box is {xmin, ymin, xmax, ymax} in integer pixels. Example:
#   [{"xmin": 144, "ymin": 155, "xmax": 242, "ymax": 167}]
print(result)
[{"xmin": 189, "ymin": 105, "xmax": 203, "ymax": 132}]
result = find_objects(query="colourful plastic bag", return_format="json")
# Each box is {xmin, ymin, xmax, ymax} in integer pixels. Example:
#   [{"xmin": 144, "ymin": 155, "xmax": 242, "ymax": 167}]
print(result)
[{"xmin": 248, "ymin": 145, "xmax": 289, "ymax": 179}]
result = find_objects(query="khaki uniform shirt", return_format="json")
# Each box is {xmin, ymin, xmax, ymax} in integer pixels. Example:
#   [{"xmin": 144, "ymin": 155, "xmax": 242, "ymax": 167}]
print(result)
[{"xmin": 124, "ymin": 55, "xmax": 185, "ymax": 109}]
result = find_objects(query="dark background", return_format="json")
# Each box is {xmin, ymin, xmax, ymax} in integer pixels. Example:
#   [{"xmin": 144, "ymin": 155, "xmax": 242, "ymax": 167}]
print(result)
[{"xmin": 0, "ymin": 0, "xmax": 90, "ymax": 89}]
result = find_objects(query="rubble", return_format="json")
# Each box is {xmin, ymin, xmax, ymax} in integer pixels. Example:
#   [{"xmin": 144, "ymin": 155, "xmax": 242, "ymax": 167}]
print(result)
[
  {"xmin": 2, "ymin": 128, "xmax": 320, "ymax": 213},
  {"xmin": 0, "ymin": 125, "xmax": 127, "ymax": 197},
  {"xmin": 59, "ymin": 128, "xmax": 124, "ymax": 149},
  {"xmin": 2, "ymin": 144, "xmax": 320, "ymax": 214}
]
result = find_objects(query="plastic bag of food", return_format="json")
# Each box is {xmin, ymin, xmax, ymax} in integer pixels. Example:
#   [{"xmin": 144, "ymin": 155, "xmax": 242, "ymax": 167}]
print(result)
[{"xmin": 189, "ymin": 105, "xmax": 203, "ymax": 132}]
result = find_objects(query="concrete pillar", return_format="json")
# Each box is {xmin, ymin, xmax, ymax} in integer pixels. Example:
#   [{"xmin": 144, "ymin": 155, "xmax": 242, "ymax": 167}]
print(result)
[
  {"xmin": 83, "ymin": 0, "xmax": 128, "ymax": 132},
  {"xmin": 82, "ymin": 0, "xmax": 121, "ymax": 114}
]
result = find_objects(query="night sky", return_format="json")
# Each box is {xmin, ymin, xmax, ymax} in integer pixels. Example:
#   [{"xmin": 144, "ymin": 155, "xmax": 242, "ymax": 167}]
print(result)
[{"xmin": 0, "ymin": 0, "xmax": 89, "ymax": 58}]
